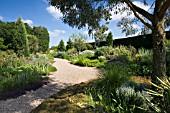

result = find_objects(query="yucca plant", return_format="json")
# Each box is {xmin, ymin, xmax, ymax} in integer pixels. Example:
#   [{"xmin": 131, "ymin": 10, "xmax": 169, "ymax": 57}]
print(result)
[{"xmin": 146, "ymin": 76, "xmax": 170, "ymax": 112}]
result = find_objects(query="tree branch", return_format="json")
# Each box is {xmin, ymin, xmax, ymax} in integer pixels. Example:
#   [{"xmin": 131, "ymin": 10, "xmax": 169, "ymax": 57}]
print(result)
[
  {"xmin": 124, "ymin": 0, "xmax": 154, "ymax": 30},
  {"xmin": 159, "ymin": 0, "xmax": 170, "ymax": 19}
]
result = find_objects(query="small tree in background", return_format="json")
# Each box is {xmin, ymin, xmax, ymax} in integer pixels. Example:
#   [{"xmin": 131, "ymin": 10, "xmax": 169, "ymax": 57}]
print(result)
[
  {"xmin": 94, "ymin": 25, "xmax": 108, "ymax": 47},
  {"xmin": 66, "ymin": 38, "xmax": 74, "ymax": 50},
  {"xmin": 106, "ymin": 32, "xmax": 113, "ymax": 47},
  {"xmin": 15, "ymin": 17, "xmax": 30, "ymax": 56},
  {"xmin": 22, "ymin": 19, "xmax": 30, "ymax": 57},
  {"xmin": 70, "ymin": 33, "xmax": 87, "ymax": 53},
  {"xmin": 58, "ymin": 39, "xmax": 66, "ymax": 52}
]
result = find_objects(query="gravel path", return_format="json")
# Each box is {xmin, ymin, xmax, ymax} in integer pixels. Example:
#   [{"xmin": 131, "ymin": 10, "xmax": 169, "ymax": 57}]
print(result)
[{"xmin": 0, "ymin": 58, "xmax": 100, "ymax": 113}]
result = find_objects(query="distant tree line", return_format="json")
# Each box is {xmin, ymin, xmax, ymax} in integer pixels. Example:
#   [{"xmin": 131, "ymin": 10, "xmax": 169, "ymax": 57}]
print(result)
[{"xmin": 0, "ymin": 17, "xmax": 49, "ymax": 55}]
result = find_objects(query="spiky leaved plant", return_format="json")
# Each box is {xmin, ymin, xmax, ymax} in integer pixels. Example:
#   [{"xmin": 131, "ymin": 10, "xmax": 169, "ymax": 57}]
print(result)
[{"xmin": 146, "ymin": 76, "xmax": 170, "ymax": 112}]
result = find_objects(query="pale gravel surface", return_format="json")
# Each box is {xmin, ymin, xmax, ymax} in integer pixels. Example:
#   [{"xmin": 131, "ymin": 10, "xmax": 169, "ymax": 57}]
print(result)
[{"xmin": 0, "ymin": 58, "xmax": 100, "ymax": 113}]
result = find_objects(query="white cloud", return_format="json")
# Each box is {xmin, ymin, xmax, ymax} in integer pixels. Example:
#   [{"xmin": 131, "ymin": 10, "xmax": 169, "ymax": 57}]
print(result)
[
  {"xmin": 0, "ymin": 16, "xmax": 3, "ymax": 20},
  {"xmin": 22, "ymin": 19, "xmax": 33, "ymax": 25},
  {"xmin": 47, "ymin": 6, "xmax": 63, "ymax": 20},
  {"xmin": 111, "ymin": 1, "xmax": 150, "ymax": 20},
  {"xmin": 49, "ymin": 29, "xmax": 66, "ymax": 37}
]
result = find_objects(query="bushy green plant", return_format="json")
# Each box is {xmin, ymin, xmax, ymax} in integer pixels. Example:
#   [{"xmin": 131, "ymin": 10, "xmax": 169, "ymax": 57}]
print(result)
[
  {"xmin": 129, "ymin": 63, "xmax": 152, "ymax": 76},
  {"xmin": 111, "ymin": 46, "xmax": 132, "ymax": 62},
  {"xmin": 58, "ymin": 39, "xmax": 66, "ymax": 52},
  {"xmin": 128, "ymin": 45, "xmax": 137, "ymax": 57},
  {"xmin": 128, "ymin": 48, "xmax": 152, "ymax": 76},
  {"xmin": 138, "ymin": 48, "xmax": 153, "ymax": 65},
  {"xmin": 86, "ymin": 82, "xmax": 151, "ymax": 112},
  {"xmin": 48, "ymin": 65, "xmax": 57, "ymax": 72},
  {"xmin": 98, "ymin": 56, "xmax": 106, "ymax": 62},
  {"xmin": 67, "ymin": 48, "xmax": 77, "ymax": 54},
  {"xmin": 80, "ymin": 50, "xmax": 95, "ymax": 58},
  {"xmin": 71, "ymin": 55, "xmax": 105, "ymax": 67},
  {"xmin": 0, "ymin": 52, "xmax": 56, "ymax": 94},
  {"xmin": 86, "ymin": 62, "xmax": 131, "ymax": 99},
  {"xmin": 82, "ymin": 58, "xmax": 102, "ymax": 67},
  {"xmin": 54, "ymin": 52, "xmax": 69, "ymax": 59},
  {"xmin": 95, "ymin": 46, "xmax": 114, "ymax": 57}
]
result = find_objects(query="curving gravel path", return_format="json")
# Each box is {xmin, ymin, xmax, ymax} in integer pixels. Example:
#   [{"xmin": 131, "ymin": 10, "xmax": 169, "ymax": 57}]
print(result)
[{"xmin": 0, "ymin": 58, "xmax": 100, "ymax": 113}]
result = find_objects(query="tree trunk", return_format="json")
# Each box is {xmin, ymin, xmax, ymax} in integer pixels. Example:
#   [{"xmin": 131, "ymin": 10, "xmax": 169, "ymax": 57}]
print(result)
[{"xmin": 152, "ymin": 19, "xmax": 166, "ymax": 81}]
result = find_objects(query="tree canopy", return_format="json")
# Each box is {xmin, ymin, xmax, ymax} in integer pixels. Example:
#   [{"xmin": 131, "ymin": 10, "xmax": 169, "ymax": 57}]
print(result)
[
  {"xmin": 48, "ymin": 0, "xmax": 169, "ymax": 30},
  {"xmin": 106, "ymin": 32, "xmax": 113, "ymax": 47},
  {"xmin": 66, "ymin": 38, "xmax": 74, "ymax": 50},
  {"xmin": 69, "ymin": 33, "xmax": 88, "ymax": 52},
  {"xmin": 58, "ymin": 39, "xmax": 66, "ymax": 51},
  {"xmin": 0, "ymin": 18, "xmax": 50, "ymax": 54}
]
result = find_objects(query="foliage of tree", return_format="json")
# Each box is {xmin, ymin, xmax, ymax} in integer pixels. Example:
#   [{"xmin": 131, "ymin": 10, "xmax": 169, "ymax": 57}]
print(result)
[
  {"xmin": 48, "ymin": 0, "xmax": 170, "ymax": 79},
  {"xmin": 117, "ymin": 18, "xmax": 138, "ymax": 36},
  {"xmin": 94, "ymin": 25, "xmax": 108, "ymax": 47},
  {"xmin": 58, "ymin": 39, "xmax": 66, "ymax": 51},
  {"xmin": 69, "ymin": 33, "xmax": 88, "ymax": 52},
  {"xmin": 66, "ymin": 38, "xmax": 74, "ymax": 50},
  {"xmin": 32, "ymin": 26, "xmax": 50, "ymax": 52},
  {"xmin": 0, "ymin": 37, "xmax": 7, "ymax": 50},
  {"xmin": 106, "ymin": 32, "xmax": 113, "ymax": 47},
  {"xmin": 0, "ymin": 21, "xmax": 17, "ymax": 51},
  {"xmin": 50, "ymin": 45, "xmax": 58, "ymax": 51},
  {"xmin": 15, "ymin": 17, "xmax": 30, "ymax": 56},
  {"xmin": 0, "ymin": 18, "xmax": 50, "ymax": 54},
  {"xmin": 27, "ymin": 35, "xmax": 39, "ymax": 53}
]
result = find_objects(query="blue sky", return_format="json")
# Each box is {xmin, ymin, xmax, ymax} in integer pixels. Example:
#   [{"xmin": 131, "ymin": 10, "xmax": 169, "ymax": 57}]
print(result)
[{"xmin": 0, "ymin": 0, "xmax": 150, "ymax": 47}]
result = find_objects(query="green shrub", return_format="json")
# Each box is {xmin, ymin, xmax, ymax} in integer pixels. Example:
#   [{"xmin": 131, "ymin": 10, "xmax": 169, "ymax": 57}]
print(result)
[
  {"xmin": 82, "ymin": 58, "xmax": 100, "ymax": 67},
  {"xmin": 138, "ymin": 48, "xmax": 153, "ymax": 65},
  {"xmin": 67, "ymin": 48, "xmax": 77, "ymax": 54},
  {"xmin": 98, "ymin": 56, "xmax": 106, "ymax": 62},
  {"xmin": 86, "ymin": 62, "xmax": 131, "ymax": 99},
  {"xmin": 0, "ymin": 53, "xmax": 56, "ymax": 94},
  {"xmin": 48, "ymin": 65, "xmax": 57, "ymax": 72},
  {"xmin": 95, "ymin": 46, "xmax": 114, "ymax": 57},
  {"xmin": 54, "ymin": 52, "xmax": 69, "ymax": 59},
  {"xmin": 0, "ymin": 65, "xmax": 41, "ymax": 93},
  {"xmin": 80, "ymin": 50, "xmax": 95, "ymax": 58},
  {"xmin": 128, "ymin": 48, "xmax": 152, "ymax": 76},
  {"xmin": 85, "ymin": 62, "xmax": 151, "ymax": 112},
  {"xmin": 71, "ymin": 55, "xmax": 105, "ymax": 67},
  {"xmin": 128, "ymin": 45, "xmax": 137, "ymax": 57},
  {"xmin": 111, "ymin": 46, "xmax": 132, "ymax": 61},
  {"xmin": 71, "ymin": 55, "xmax": 84, "ymax": 65},
  {"xmin": 129, "ymin": 63, "xmax": 152, "ymax": 76}
]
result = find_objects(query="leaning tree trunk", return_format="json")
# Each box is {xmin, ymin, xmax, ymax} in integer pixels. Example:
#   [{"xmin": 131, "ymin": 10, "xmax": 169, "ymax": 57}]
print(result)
[{"xmin": 152, "ymin": 19, "xmax": 166, "ymax": 81}]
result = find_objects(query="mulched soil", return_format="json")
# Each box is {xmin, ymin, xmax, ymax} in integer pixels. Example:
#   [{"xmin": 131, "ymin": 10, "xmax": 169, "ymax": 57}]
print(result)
[{"xmin": 0, "ymin": 80, "xmax": 49, "ymax": 101}]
